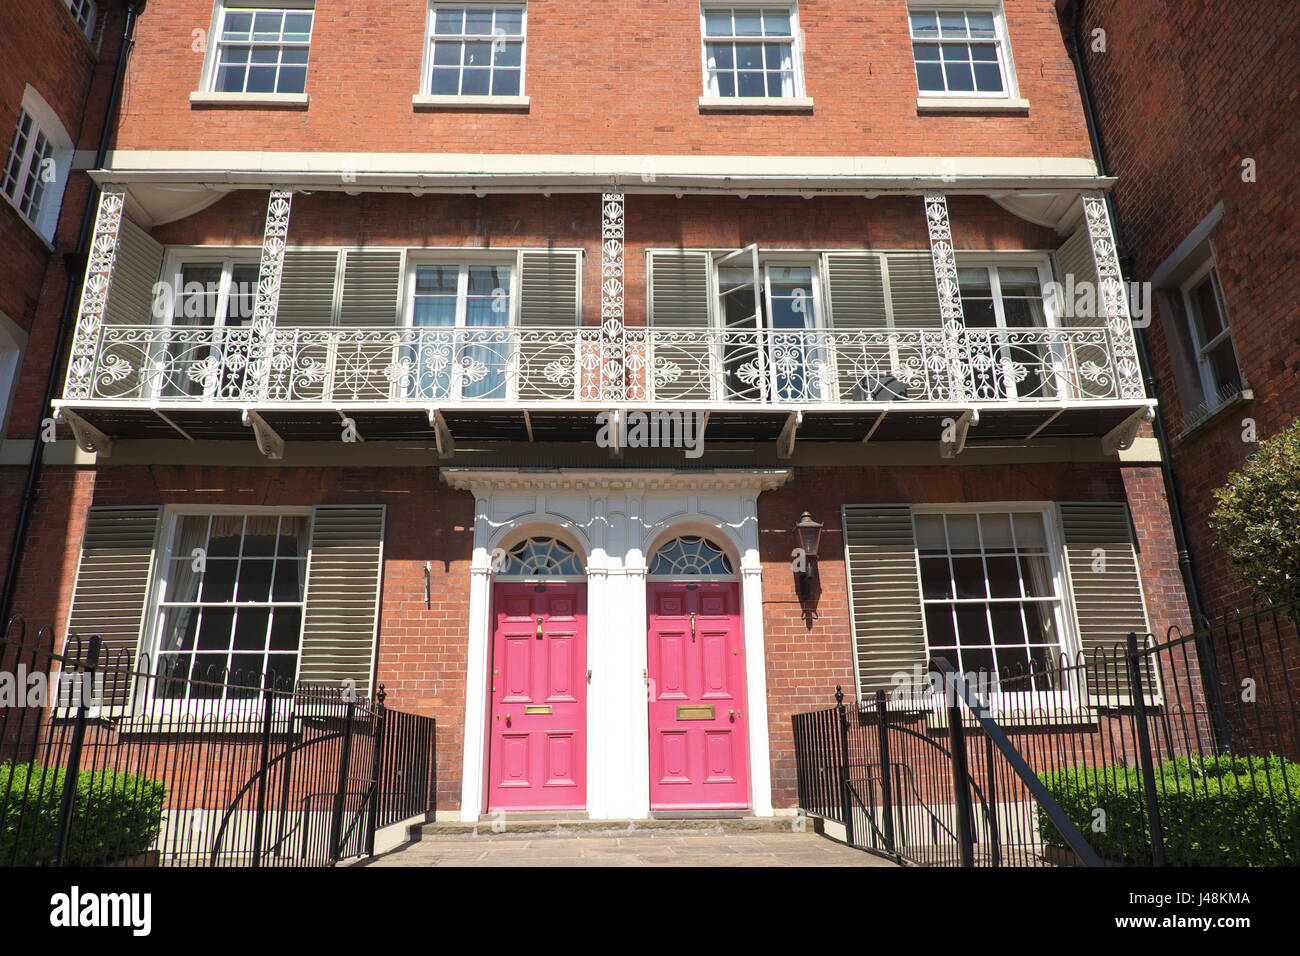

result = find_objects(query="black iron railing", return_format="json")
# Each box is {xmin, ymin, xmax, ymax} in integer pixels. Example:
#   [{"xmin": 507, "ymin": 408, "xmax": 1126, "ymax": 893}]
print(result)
[
  {"xmin": 0, "ymin": 619, "xmax": 437, "ymax": 867},
  {"xmin": 793, "ymin": 596, "xmax": 1300, "ymax": 867}
]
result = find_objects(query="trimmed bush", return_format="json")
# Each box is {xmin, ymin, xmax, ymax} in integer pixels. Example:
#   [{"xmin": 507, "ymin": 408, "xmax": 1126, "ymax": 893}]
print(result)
[
  {"xmin": 0, "ymin": 763, "xmax": 167, "ymax": 866},
  {"xmin": 1210, "ymin": 417, "xmax": 1300, "ymax": 601},
  {"xmin": 1039, "ymin": 754, "xmax": 1300, "ymax": 866}
]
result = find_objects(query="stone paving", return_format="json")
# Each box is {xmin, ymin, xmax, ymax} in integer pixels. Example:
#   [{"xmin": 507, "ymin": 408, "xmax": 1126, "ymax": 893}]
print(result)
[{"xmin": 364, "ymin": 830, "xmax": 898, "ymax": 867}]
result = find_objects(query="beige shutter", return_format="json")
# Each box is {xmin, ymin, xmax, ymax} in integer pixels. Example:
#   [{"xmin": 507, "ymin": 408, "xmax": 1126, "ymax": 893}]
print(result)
[
  {"xmin": 298, "ymin": 506, "xmax": 385, "ymax": 696},
  {"xmin": 824, "ymin": 253, "xmax": 888, "ymax": 329},
  {"xmin": 843, "ymin": 504, "xmax": 929, "ymax": 701},
  {"xmin": 1054, "ymin": 225, "xmax": 1101, "ymax": 328},
  {"xmin": 647, "ymin": 250, "xmax": 711, "ymax": 328},
  {"xmin": 277, "ymin": 248, "xmax": 341, "ymax": 328},
  {"xmin": 65, "ymin": 506, "xmax": 161, "ymax": 706},
  {"xmin": 1059, "ymin": 502, "xmax": 1159, "ymax": 703},
  {"xmin": 338, "ymin": 249, "xmax": 403, "ymax": 327},
  {"xmin": 518, "ymin": 249, "xmax": 581, "ymax": 327},
  {"xmin": 881, "ymin": 251, "xmax": 943, "ymax": 328},
  {"xmin": 104, "ymin": 220, "xmax": 164, "ymax": 327}
]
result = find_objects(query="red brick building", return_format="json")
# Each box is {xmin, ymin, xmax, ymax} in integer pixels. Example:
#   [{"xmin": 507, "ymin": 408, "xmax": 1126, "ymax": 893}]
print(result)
[
  {"xmin": 1067, "ymin": 0, "xmax": 1300, "ymax": 618},
  {"xmin": 4, "ymin": 0, "xmax": 1194, "ymax": 820}
]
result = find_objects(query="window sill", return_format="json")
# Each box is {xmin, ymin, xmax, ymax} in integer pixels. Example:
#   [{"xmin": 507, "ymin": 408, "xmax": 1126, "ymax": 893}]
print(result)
[
  {"xmin": 189, "ymin": 91, "xmax": 311, "ymax": 109},
  {"xmin": 698, "ymin": 96, "xmax": 814, "ymax": 112},
  {"xmin": 412, "ymin": 94, "xmax": 531, "ymax": 110},
  {"xmin": 916, "ymin": 96, "xmax": 1030, "ymax": 114},
  {"xmin": 1172, "ymin": 387, "xmax": 1254, "ymax": 446}
]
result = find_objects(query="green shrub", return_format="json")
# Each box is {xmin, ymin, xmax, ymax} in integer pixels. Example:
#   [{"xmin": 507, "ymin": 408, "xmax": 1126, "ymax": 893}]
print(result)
[
  {"xmin": 0, "ymin": 763, "xmax": 167, "ymax": 866},
  {"xmin": 1210, "ymin": 418, "xmax": 1300, "ymax": 601},
  {"xmin": 1038, "ymin": 754, "xmax": 1300, "ymax": 866}
]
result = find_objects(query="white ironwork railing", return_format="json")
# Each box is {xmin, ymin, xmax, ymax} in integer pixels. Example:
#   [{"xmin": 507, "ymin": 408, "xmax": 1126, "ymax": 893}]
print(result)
[{"xmin": 69, "ymin": 323, "xmax": 1125, "ymax": 406}]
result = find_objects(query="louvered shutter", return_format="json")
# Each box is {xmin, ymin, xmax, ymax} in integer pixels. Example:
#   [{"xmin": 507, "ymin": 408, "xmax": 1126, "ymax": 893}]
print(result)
[
  {"xmin": 824, "ymin": 253, "xmax": 888, "ymax": 329},
  {"xmin": 339, "ymin": 250, "xmax": 403, "ymax": 326},
  {"xmin": 843, "ymin": 504, "xmax": 929, "ymax": 701},
  {"xmin": 1059, "ymin": 502, "xmax": 1159, "ymax": 704},
  {"xmin": 277, "ymin": 249, "xmax": 340, "ymax": 328},
  {"xmin": 104, "ymin": 220, "xmax": 164, "ymax": 327},
  {"xmin": 1054, "ymin": 225, "xmax": 1102, "ymax": 328},
  {"xmin": 519, "ymin": 249, "xmax": 581, "ymax": 327},
  {"xmin": 881, "ymin": 251, "xmax": 943, "ymax": 328},
  {"xmin": 298, "ymin": 506, "xmax": 385, "ymax": 696},
  {"xmin": 66, "ymin": 507, "xmax": 161, "ymax": 707},
  {"xmin": 645, "ymin": 250, "xmax": 712, "ymax": 401}
]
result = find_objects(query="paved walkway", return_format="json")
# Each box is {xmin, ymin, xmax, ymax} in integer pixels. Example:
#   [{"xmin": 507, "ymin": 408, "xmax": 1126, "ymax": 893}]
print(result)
[{"xmin": 365, "ymin": 831, "xmax": 897, "ymax": 867}]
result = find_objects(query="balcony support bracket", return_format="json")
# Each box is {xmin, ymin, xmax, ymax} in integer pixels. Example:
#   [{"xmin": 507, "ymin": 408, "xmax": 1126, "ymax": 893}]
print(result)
[
  {"xmin": 1101, "ymin": 406, "xmax": 1154, "ymax": 455},
  {"xmin": 56, "ymin": 409, "xmax": 113, "ymax": 458},
  {"xmin": 940, "ymin": 409, "xmax": 978, "ymax": 459},
  {"xmin": 777, "ymin": 411, "xmax": 802, "ymax": 460},
  {"xmin": 242, "ymin": 409, "xmax": 284, "ymax": 460},
  {"xmin": 429, "ymin": 409, "xmax": 455, "ymax": 459}
]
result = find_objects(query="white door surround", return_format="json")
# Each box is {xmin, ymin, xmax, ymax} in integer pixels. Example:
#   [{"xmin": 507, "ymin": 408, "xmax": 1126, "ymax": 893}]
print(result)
[{"xmin": 441, "ymin": 468, "xmax": 791, "ymax": 821}]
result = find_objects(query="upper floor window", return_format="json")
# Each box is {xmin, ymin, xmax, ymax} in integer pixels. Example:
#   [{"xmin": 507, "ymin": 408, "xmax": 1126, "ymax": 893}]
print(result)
[
  {"xmin": 1, "ymin": 88, "xmax": 74, "ymax": 242},
  {"xmin": 1178, "ymin": 262, "xmax": 1243, "ymax": 411},
  {"xmin": 908, "ymin": 5, "xmax": 1014, "ymax": 97},
  {"xmin": 206, "ymin": 2, "xmax": 315, "ymax": 95},
  {"xmin": 701, "ymin": 5, "xmax": 804, "ymax": 99},
  {"xmin": 65, "ymin": 0, "xmax": 98, "ymax": 39},
  {"xmin": 426, "ymin": 4, "xmax": 527, "ymax": 97}
]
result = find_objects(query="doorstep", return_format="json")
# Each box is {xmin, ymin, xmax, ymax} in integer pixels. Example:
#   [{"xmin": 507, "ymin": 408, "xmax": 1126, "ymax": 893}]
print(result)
[{"xmin": 413, "ymin": 816, "xmax": 789, "ymax": 840}]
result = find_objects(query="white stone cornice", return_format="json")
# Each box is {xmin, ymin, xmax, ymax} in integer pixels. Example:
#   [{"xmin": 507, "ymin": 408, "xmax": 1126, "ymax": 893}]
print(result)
[{"xmin": 440, "ymin": 468, "xmax": 791, "ymax": 495}]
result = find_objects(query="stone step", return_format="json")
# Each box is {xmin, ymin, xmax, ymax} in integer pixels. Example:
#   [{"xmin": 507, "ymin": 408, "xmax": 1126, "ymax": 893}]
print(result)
[{"xmin": 414, "ymin": 817, "xmax": 794, "ymax": 840}]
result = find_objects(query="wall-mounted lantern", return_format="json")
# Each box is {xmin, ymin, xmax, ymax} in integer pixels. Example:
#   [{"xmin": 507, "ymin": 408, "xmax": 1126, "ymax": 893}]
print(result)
[{"xmin": 792, "ymin": 511, "xmax": 823, "ymax": 600}]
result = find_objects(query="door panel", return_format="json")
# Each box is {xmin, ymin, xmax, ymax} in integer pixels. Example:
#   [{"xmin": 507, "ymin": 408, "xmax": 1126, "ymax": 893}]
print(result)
[
  {"xmin": 647, "ymin": 581, "xmax": 749, "ymax": 809},
  {"xmin": 488, "ymin": 582, "xmax": 587, "ymax": 810}
]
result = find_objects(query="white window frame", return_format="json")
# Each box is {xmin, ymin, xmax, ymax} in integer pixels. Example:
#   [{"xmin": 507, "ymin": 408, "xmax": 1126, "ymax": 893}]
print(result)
[
  {"xmin": 197, "ymin": 0, "xmax": 315, "ymax": 100},
  {"xmin": 698, "ymin": 3, "xmax": 807, "ymax": 101},
  {"xmin": 401, "ymin": 252, "xmax": 521, "ymax": 401},
  {"xmin": 421, "ymin": 2, "xmax": 529, "ymax": 100},
  {"xmin": 142, "ymin": 506, "xmax": 314, "ymax": 712},
  {"xmin": 912, "ymin": 503, "xmax": 1083, "ymax": 712},
  {"xmin": 1, "ymin": 86, "xmax": 74, "ymax": 243},
  {"xmin": 152, "ymin": 248, "xmax": 263, "ymax": 400},
  {"xmin": 906, "ymin": 2, "xmax": 1019, "ymax": 100},
  {"xmin": 65, "ymin": 0, "xmax": 98, "ymax": 40},
  {"xmin": 1179, "ymin": 258, "xmax": 1243, "ymax": 412},
  {"xmin": 0, "ymin": 310, "xmax": 26, "ymax": 440}
]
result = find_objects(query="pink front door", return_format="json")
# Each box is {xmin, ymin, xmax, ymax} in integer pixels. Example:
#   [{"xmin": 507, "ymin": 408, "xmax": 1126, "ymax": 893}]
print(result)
[
  {"xmin": 647, "ymin": 581, "xmax": 749, "ymax": 809},
  {"xmin": 487, "ymin": 582, "xmax": 587, "ymax": 810}
]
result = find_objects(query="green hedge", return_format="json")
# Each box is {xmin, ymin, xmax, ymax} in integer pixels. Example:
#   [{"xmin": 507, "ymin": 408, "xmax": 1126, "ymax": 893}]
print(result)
[
  {"xmin": 0, "ymin": 763, "xmax": 167, "ymax": 866},
  {"xmin": 1038, "ymin": 754, "xmax": 1300, "ymax": 866}
]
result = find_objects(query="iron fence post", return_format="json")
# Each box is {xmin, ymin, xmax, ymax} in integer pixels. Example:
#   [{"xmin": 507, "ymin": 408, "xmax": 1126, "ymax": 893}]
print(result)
[
  {"xmin": 329, "ymin": 696, "xmax": 357, "ymax": 864},
  {"xmin": 944, "ymin": 670, "xmax": 976, "ymax": 867},
  {"xmin": 1127, "ymin": 631, "xmax": 1166, "ymax": 866},
  {"xmin": 53, "ymin": 635, "xmax": 99, "ymax": 867},
  {"xmin": 365, "ymin": 685, "xmax": 387, "ymax": 858},
  {"xmin": 835, "ymin": 685, "xmax": 854, "ymax": 845},
  {"xmin": 250, "ymin": 676, "xmax": 275, "ymax": 867},
  {"xmin": 874, "ymin": 689, "xmax": 896, "ymax": 857}
]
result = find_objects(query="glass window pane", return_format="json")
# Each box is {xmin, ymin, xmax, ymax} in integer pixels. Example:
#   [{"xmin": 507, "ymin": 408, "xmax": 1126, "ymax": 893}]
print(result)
[
  {"xmin": 1019, "ymin": 555, "xmax": 1054, "ymax": 597},
  {"xmin": 233, "ymin": 608, "xmax": 270, "ymax": 650},
  {"xmin": 944, "ymin": 59, "xmax": 975, "ymax": 92},
  {"xmin": 979, "ymin": 513, "xmax": 1013, "ymax": 550},
  {"xmin": 461, "ymin": 67, "xmax": 491, "ymax": 95},
  {"xmin": 252, "ymin": 11, "xmax": 284, "ymax": 40},
  {"xmin": 916, "ymin": 62, "xmax": 944, "ymax": 92},
  {"xmin": 283, "ymin": 12, "xmax": 313, "ymax": 39},
  {"xmin": 272, "ymin": 559, "xmax": 305, "ymax": 602},
  {"xmin": 707, "ymin": 43, "xmax": 734, "ymax": 69},
  {"xmin": 281, "ymin": 46, "xmax": 309, "ymax": 66},
  {"xmin": 269, "ymin": 609, "xmax": 302, "ymax": 650},
  {"xmin": 763, "ymin": 9, "xmax": 791, "ymax": 35},
  {"xmin": 967, "ymin": 11, "xmax": 997, "ymax": 37},
  {"xmin": 416, "ymin": 264, "xmax": 460, "ymax": 293},
  {"xmin": 495, "ymin": 8, "xmax": 523, "ymax": 34},
  {"xmin": 491, "ymin": 69, "xmax": 521, "ymax": 96},
  {"xmin": 464, "ymin": 8, "xmax": 494, "ymax": 34},
  {"xmin": 989, "ymin": 603, "xmax": 1026, "ymax": 643},
  {"xmin": 265, "ymin": 653, "xmax": 296, "ymax": 688},
  {"xmin": 1024, "ymin": 602, "xmax": 1059, "ymax": 645},
  {"xmin": 909, "ymin": 11, "xmax": 939, "ymax": 37},
  {"xmin": 200, "ymin": 560, "xmax": 238, "ymax": 603},
  {"xmin": 951, "ymin": 556, "xmax": 986, "ymax": 599},
  {"xmin": 925, "ymin": 606, "xmax": 957, "ymax": 647},
  {"xmin": 215, "ymin": 63, "xmax": 248, "ymax": 93},
  {"xmin": 955, "ymin": 604, "xmax": 991, "ymax": 646},
  {"xmin": 435, "ymin": 8, "xmax": 464, "ymax": 34},
  {"xmin": 945, "ymin": 514, "xmax": 979, "ymax": 552},
  {"xmin": 985, "ymin": 555, "xmax": 1021, "ymax": 598},
  {"xmin": 736, "ymin": 44, "xmax": 763, "ymax": 69},
  {"xmin": 277, "ymin": 67, "xmax": 307, "ymax": 94},
  {"xmin": 939, "ymin": 11, "xmax": 968, "ymax": 37},
  {"xmin": 246, "ymin": 66, "xmax": 278, "ymax": 94},
  {"xmin": 463, "ymin": 41, "xmax": 493, "ymax": 66},
  {"xmin": 223, "ymin": 11, "xmax": 254, "ymax": 38},
  {"xmin": 973, "ymin": 62, "xmax": 1003, "ymax": 92},
  {"xmin": 734, "ymin": 9, "xmax": 763, "ymax": 35},
  {"xmin": 1207, "ymin": 341, "xmax": 1242, "ymax": 394},
  {"xmin": 494, "ymin": 40, "xmax": 522, "ymax": 67},
  {"xmin": 737, "ymin": 71, "xmax": 765, "ymax": 96},
  {"xmin": 413, "ymin": 296, "xmax": 457, "ymax": 327},
  {"xmin": 915, "ymin": 514, "xmax": 946, "ymax": 552},
  {"xmin": 704, "ymin": 9, "xmax": 733, "ymax": 36},
  {"xmin": 197, "ymin": 608, "xmax": 235, "ymax": 651},
  {"xmin": 1191, "ymin": 275, "xmax": 1225, "ymax": 341},
  {"xmin": 430, "ymin": 67, "xmax": 460, "ymax": 94},
  {"xmin": 433, "ymin": 42, "xmax": 463, "ymax": 65},
  {"xmin": 715, "ymin": 72, "xmax": 736, "ymax": 97},
  {"xmin": 920, "ymin": 557, "xmax": 953, "ymax": 600},
  {"xmin": 1012, "ymin": 513, "xmax": 1046, "ymax": 550},
  {"xmin": 236, "ymin": 559, "xmax": 274, "ymax": 602}
]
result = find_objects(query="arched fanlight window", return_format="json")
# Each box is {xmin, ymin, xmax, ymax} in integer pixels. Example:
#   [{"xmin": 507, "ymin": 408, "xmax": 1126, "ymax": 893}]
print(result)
[
  {"xmin": 649, "ymin": 535, "xmax": 734, "ymax": 575},
  {"xmin": 499, "ymin": 537, "xmax": 583, "ymax": 576}
]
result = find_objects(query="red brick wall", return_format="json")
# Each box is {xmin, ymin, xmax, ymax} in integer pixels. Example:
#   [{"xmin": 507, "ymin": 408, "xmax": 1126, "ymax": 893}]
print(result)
[
  {"xmin": 115, "ymin": 0, "xmax": 1093, "ymax": 158},
  {"xmin": 1077, "ymin": 0, "xmax": 1300, "ymax": 615}
]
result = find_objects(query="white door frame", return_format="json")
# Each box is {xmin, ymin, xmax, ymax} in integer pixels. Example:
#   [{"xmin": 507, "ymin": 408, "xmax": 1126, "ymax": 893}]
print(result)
[{"xmin": 443, "ymin": 468, "xmax": 790, "ymax": 821}]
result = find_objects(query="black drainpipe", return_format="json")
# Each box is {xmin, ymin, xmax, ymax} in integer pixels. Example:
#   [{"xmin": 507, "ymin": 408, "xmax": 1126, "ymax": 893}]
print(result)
[
  {"xmin": 0, "ymin": 1, "xmax": 146, "ymax": 628},
  {"xmin": 1060, "ymin": 0, "xmax": 1206, "ymax": 627}
]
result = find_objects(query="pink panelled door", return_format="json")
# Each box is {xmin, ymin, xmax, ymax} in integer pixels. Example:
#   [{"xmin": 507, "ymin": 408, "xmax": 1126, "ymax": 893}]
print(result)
[
  {"xmin": 647, "ymin": 581, "xmax": 749, "ymax": 809},
  {"xmin": 488, "ymin": 582, "xmax": 587, "ymax": 810}
]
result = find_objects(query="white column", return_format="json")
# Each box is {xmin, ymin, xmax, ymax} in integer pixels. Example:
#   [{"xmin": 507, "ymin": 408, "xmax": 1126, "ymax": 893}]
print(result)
[
  {"xmin": 618, "ymin": 564, "xmax": 652, "ymax": 818},
  {"xmin": 740, "ymin": 529, "xmax": 774, "ymax": 816},
  {"xmin": 923, "ymin": 190, "xmax": 971, "ymax": 404},
  {"xmin": 63, "ymin": 185, "xmax": 126, "ymax": 401},
  {"xmin": 584, "ymin": 564, "xmax": 610, "ymax": 818},
  {"xmin": 458, "ymin": 494, "xmax": 493, "ymax": 822},
  {"xmin": 1080, "ymin": 191, "xmax": 1145, "ymax": 400}
]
